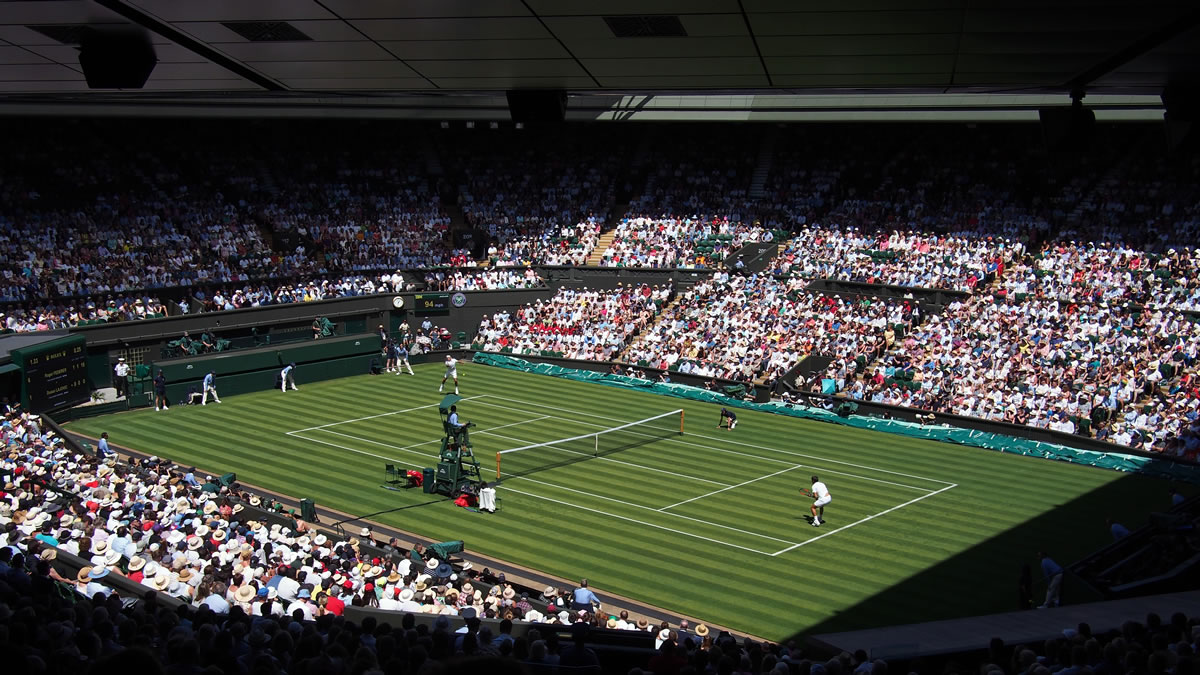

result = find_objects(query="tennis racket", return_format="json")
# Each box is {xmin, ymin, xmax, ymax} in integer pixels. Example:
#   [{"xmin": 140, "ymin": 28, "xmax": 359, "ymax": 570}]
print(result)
[{"xmin": 798, "ymin": 487, "xmax": 815, "ymax": 498}]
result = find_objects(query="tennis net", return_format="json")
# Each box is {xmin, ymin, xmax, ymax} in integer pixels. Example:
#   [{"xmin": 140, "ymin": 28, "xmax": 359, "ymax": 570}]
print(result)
[{"xmin": 495, "ymin": 409, "xmax": 684, "ymax": 481}]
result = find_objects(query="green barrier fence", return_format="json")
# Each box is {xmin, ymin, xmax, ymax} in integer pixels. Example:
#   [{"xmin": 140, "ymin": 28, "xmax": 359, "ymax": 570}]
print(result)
[
  {"xmin": 155, "ymin": 335, "xmax": 381, "ymax": 382},
  {"xmin": 472, "ymin": 353, "xmax": 1200, "ymax": 484}
]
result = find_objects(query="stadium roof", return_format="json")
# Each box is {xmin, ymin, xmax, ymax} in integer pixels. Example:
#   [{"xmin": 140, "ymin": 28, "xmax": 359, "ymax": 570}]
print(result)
[{"xmin": 0, "ymin": 0, "xmax": 1195, "ymax": 118}]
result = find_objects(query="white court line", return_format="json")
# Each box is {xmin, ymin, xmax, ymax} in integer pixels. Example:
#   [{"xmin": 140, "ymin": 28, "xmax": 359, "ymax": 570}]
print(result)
[
  {"xmin": 288, "ymin": 395, "xmax": 483, "ymax": 433},
  {"xmin": 290, "ymin": 432, "xmax": 426, "ymax": 470},
  {"xmin": 294, "ymin": 417, "xmax": 793, "ymax": 547},
  {"xmin": 770, "ymin": 483, "xmax": 958, "ymax": 556},
  {"xmin": 508, "ymin": 474, "xmax": 798, "ymax": 545},
  {"xmin": 310, "ymin": 415, "xmax": 553, "ymax": 457},
  {"xmin": 288, "ymin": 396, "xmax": 945, "ymax": 555},
  {"xmin": 486, "ymin": 429, "xmax": 731, "ymax": 487},
  {"xmin": 474, "ymin": 397, "xmax": 935, "ymax": 492},
  {"xmin": 499, "ymin": 484, "xmax": 779, "ymax": 556},
  {"xmin": 658, "ymin": 464, "xmax": 806, "ymax": 511}
]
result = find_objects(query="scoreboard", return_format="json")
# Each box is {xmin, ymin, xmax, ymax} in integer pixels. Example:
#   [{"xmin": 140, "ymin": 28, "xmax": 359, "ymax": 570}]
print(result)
[{"xmin": 10, "ymin": 335, "xmax": 89, "ymax": 413}]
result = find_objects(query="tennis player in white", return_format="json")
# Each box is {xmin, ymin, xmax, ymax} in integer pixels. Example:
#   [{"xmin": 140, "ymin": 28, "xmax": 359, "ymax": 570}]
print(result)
[
  {"xmin": 439, "ymin": 355, "xmax": 459, "ymax": 395},
  {"xmin": 809, "ymin": 475, "xmax": 831, "ymax": 527}
]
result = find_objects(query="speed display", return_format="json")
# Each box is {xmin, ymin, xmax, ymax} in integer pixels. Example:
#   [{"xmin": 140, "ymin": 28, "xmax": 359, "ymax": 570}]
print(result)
[
  {"xmin": 413, "ymin": 293, "xmax": 450, "ymax": 315},
  {"xmin": 10, "ymin": 335, "xmax": 89, "ymax": 412}
]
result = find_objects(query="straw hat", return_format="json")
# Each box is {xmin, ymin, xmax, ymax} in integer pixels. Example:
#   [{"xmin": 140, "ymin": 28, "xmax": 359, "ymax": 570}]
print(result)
[
  {"xmin": 188, "ymin": 537, "xmax": 203, "ymax": 550},
  {"xmin": 399, "ymin": 587, "xmax": 415, "ymax": 602},
  {"xmin": 313, "ymin": 534, "xmax": 327, "ymax": 546},
  {"xmin": 694, "ymin": 624, "xmax": 710, "ymax": 637},
  {"xmin": 178, "ymin": 568, "xmax": 194, "ymax": 582},
  {"xmin": 235, "ymin": 584, "xmax": 257, "ymax": 603},
  {"xmin": 77, "ymin": 566, "xmax": 93, "ymax": 583},
  {"xmin": 151, "ymin": 572, "xmax": 170, "ymax": 590}
]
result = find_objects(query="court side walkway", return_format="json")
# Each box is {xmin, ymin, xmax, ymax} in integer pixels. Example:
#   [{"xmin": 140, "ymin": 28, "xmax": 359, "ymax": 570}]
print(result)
[{"xmin": 810, "ymin": 590, "xmax": 1200, "ymax": 660}]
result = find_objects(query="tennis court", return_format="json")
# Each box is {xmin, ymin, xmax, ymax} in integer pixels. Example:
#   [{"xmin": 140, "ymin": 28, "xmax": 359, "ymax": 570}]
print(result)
[
  {"xmin": 289, "ymin": 394, "xmax": 956, "ymax": 556},
  {"xmin": 63, "ymin": 361, "xmax": 1171, "ymax": 640}
]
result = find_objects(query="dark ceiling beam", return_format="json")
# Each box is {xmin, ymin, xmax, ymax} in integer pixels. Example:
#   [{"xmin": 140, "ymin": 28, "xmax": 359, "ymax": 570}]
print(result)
[
  {"xmin": 737, "ymin": 0, "xmax": 773, "ymax": 87},
  {"xmin": 93, "ymin": 0, "xmax": 285, "ymax": 91},
  {"xmin": 1065, "ymin": 7, "xmax": 1200, "ymax": 90},
  {"xmin": 521, "ymin": 0, "xmax": 601, "ymax": 88}
]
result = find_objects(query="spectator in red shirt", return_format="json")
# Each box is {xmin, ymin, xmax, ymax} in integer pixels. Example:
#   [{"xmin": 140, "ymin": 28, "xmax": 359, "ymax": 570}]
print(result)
[{"xmin": 323, "ymin": 585, "xmax": 345, "ymax": 616}]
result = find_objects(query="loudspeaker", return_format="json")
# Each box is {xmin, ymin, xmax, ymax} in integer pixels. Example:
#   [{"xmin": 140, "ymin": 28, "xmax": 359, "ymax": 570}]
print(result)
[
  {"xmin": 78, "ymin": 27, "xmax": 157, "ymax": 88},
  {"xmin": 1039, "ymin": 104, "xmax": 1095, "ymax": 152},
  {"xmin": 506, "ymin": 89, "xmax": 567, "ymax": 124}
]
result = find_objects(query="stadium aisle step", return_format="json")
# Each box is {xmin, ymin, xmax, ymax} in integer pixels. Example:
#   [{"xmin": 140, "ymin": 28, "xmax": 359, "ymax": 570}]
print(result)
[
  {"xmin": 586, "ymin": 229, "xmax": 619, "ymax": 265},
  {"xmin": 615, "ymin": 293, "xmax": 686, "ymax": 362}
]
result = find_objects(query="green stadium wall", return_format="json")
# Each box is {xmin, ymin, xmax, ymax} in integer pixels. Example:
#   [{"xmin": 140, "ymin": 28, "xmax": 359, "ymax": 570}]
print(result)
[{"xmin": 473, "ymin": 352, "xmax": 1200, "ymax": 484}]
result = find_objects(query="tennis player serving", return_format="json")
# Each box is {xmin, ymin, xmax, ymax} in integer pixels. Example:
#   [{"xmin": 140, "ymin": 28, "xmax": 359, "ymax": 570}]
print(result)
[
  {"xmin": 805, "ymin": 475, "xmax": 831, "ymax": 527},
  {"xmin": 439, "ymin": 354, "xmax": 459, "ymax": 395}
]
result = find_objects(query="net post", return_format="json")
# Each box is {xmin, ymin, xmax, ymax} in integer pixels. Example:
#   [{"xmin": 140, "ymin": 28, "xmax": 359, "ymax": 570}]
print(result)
[
  {"xmin": 496, "ymin": 454, "xmax": 501, "ymax": 481},
  {"xmin": 680, "ymin": 409, "xmax": 685, "ymax": 434},
  {"xmin": 594, "ymin": 434, "xmax": 599, "ymax": 457}
]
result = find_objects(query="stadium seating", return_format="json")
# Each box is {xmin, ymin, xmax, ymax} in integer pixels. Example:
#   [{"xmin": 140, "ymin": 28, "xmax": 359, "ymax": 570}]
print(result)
[
  {"xmin": 473, "ymin": 284, "xmax": 671, "ymax": 361},
  {"xmin": 2, "ymin": 120, "xmax": 1199, "ymax": 454}
]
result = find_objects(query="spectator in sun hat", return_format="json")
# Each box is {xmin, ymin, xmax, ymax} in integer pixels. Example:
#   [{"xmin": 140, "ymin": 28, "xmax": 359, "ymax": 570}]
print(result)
[
  {"xmin": 287, "ymin": 587, "xmax": 316, "ymax": 620},
  {"xmin": 83, "ymin": 565, "xmax": 111, "ymax": 599}
]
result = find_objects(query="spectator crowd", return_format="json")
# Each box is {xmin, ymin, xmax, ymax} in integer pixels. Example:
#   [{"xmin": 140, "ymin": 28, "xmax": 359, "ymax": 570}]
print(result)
[
  {"xmin": 473, "ymin": 284, "xmax": 670, "ymax": 361},
  {"xmin": 2, "ymin": 399, "xmax": 1200, "ymax": 673},
  {"xmin": 2, "ymin": 119, "xmax": 1199, "ymax": 456},
  {"xmin": 623, "ymin": 274, "xmax": 918, "ymax": 385}
]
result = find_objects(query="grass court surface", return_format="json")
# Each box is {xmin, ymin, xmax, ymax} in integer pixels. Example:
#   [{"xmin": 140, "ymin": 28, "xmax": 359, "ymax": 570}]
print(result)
[{"xmin": 64, "ymin": 361, "xmax": 1173, "ymax": 640}]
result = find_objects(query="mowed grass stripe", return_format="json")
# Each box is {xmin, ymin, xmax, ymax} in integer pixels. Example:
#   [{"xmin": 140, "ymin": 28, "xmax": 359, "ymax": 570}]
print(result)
[
  {"xmin": 64, "ymin": 361, "xmax": 1172, "ymax": 640},
  {"xmin": 502, "ymin": 479, "xmax": 792, "ymax": 550}
]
